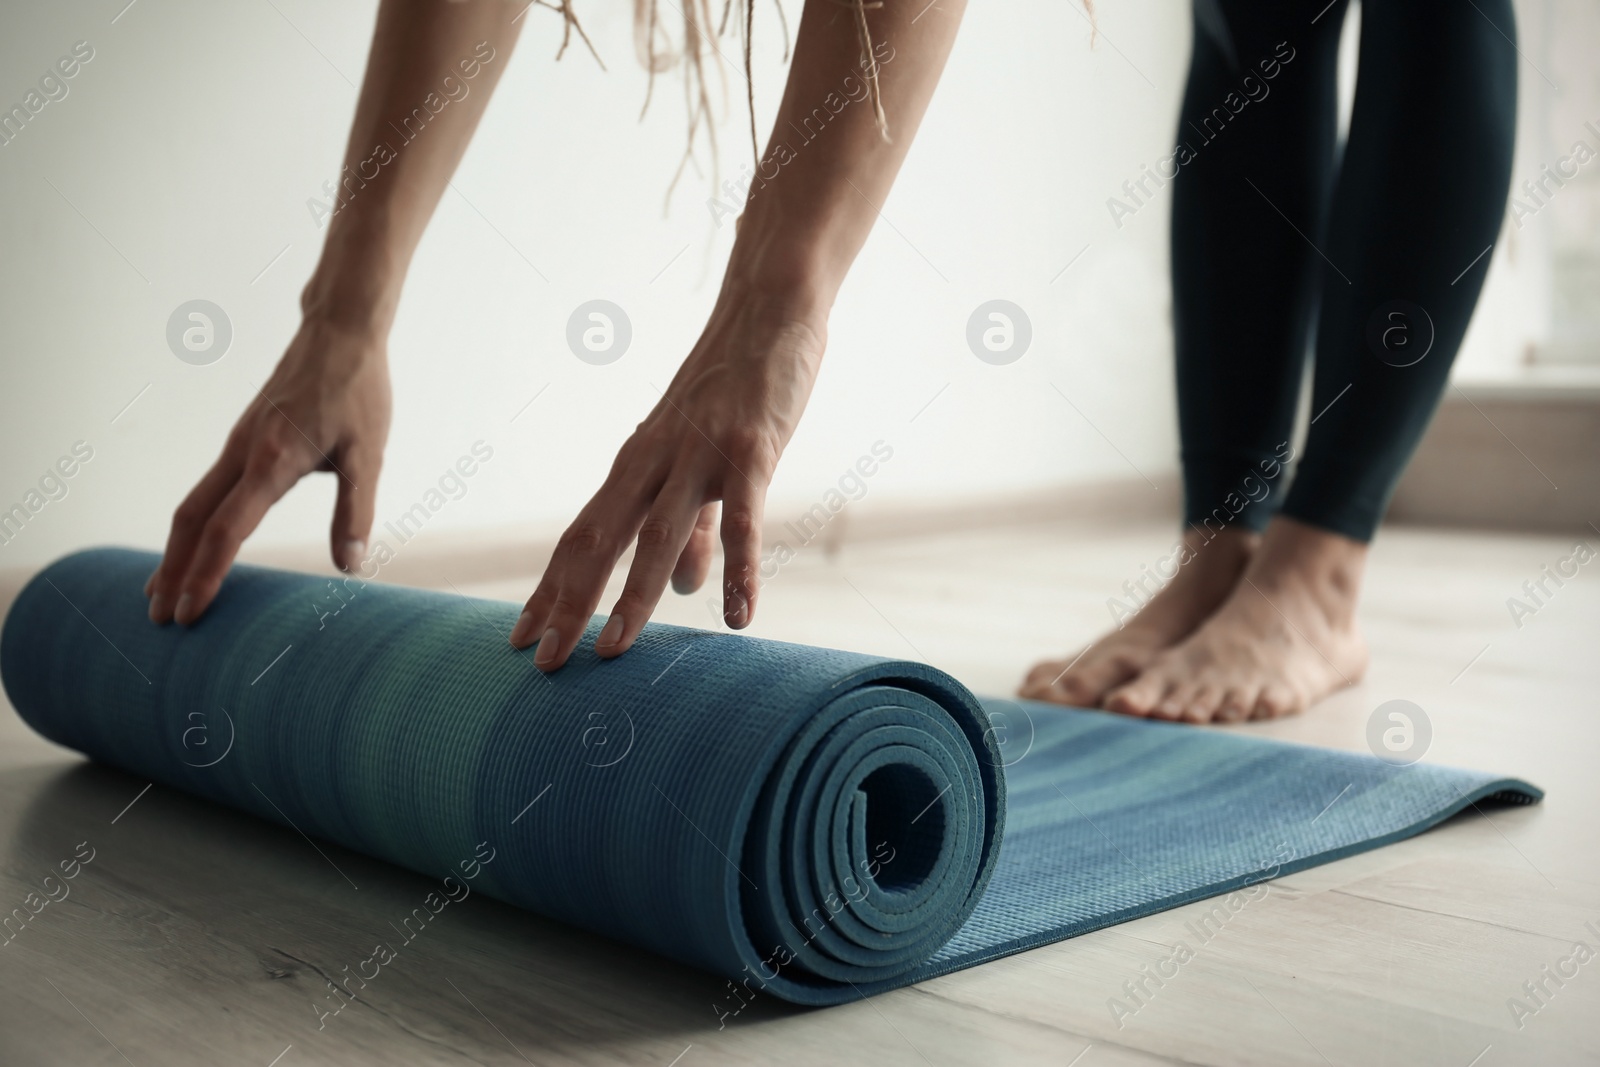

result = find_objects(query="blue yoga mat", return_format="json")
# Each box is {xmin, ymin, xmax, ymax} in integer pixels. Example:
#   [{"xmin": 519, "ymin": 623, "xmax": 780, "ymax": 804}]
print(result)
[{"xmin": 1, "ymin": 548, "xmax": 1540, "ymax": 1005}]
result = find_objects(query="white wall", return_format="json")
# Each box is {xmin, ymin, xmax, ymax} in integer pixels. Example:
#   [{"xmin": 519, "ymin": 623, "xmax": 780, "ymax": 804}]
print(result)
[
  {"xmin": 0, "ymin": 0, "xmax": 1554, "ymax": 572},
  {"xmin": 0, "ymin": 0, "xmax": 1194, "ymax": 571}
]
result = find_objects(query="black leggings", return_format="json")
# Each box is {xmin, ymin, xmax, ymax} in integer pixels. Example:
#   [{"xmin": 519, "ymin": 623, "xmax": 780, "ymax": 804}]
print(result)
[{"xmin": 1173, "ymin": 0, "xmax": 1517, "ymax": 542}]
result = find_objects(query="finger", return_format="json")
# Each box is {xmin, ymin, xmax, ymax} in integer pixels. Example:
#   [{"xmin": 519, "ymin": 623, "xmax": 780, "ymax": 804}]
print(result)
[
  {"xmin": 719, "ymin": 476, "xmax": 765, "ymax": 629},
  {"xmin": 523, "ymin": 517, "xmax": 628, "ymax": 670},
  {"xmin": 509, "ymin": 555, "xmax": 563, "ymax": 649},
  {"xmin": 148, "ymin": 448, "xmax": 247, "ymax": 623},
  {"xmin": 511, "ymin": 450, "xmax": 666, "ymax": 661},
  {"xmin": 671, "ymin": 503, "xmax": 719, "ymax": 595},
  {"xmin": 510, "ymin": 495, "xmax": 644, "ymax": 665},
  {"xmin": 509, "ymin": 518, "xmax": 599, "ymax": 653},
  {"xmin": 599, "ymin": 483, "xmax": 707, "ymax": 658},
  {"xmin": 172, "ymin": 443, "xmax": 305, "ymax": 624},
  {"xmin": 330, "ymin": 445, "xmax": 381, "ymax": 574}
]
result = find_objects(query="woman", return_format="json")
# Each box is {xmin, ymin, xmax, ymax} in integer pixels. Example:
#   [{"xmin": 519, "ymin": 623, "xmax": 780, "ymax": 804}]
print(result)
[{"xmin": 151, "ymin": 0, "xmax": 1518, "ymax": 729}]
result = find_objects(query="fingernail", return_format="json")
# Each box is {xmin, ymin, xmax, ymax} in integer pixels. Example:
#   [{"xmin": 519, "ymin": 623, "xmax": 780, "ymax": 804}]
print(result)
[
  {"xmin": 509, "ymin": 610, "xmax": 535, "ymax": 646},
  {"xmin": 533, "ymin": 628, "xmax": 560, "ymax": 668},
  {"xmin": 597, "ymin": 613, "xmax": 624, "ymax": 649},
  {"xmin": 342, "ymin": 539, "xmax": 365, "ymax": 573},
  {"xmin": 725, "ymin": 592, "xmax": 749, "ymax": 629},
  {"xmin": 174, "ymin": 594, "xmax": 194, "ymax": 625},
  {"xmin": 148, "ymin": 593, "xmax": 167, "ymax": 623}
]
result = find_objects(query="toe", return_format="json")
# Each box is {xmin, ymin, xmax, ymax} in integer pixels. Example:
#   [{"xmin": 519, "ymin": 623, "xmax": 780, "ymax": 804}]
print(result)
[
  {"xmin": 1048, "ymin": 665, "xmax": 1100, "ymax": 706},
  {"xmin": 1078, "ymin": 651, "xmax": 1145, "ymax": 703},
  {"xmin": 1019, "ymin": 656, "xmax": 1094, "ymax": 703},
  {"xmin": 1019, "ymin": 662, "xmax": 1079, "ymax": 705},
  {"xmin": 1104, "ymin": 670, "xmax": 1169, "ymax": 717},
  {"xmin": 1215, "ymin": 686, "xmax": 1256, "ymax": 724},
  {"xmin": 1149, "ymin": 676, "xmax": 1199, "ymax": 721},
  {"xmin": 1045, "ymin": 679, "xmax": 1096, "ymax": 708},
  {"xmin": 1252, "ymin": 684, "xmax": 1300, "ymax": 720},
  {"xmin": 1179, "ymin": 685, "xmax": 1224, "ymax": 724},
  {"xmin": 1048, "ymin": 652, "xmax": 1143, "ymax": 708},
  {"xmin": 1021, "ymin": 658, "xmax": 1068, "ymax": 693},
  {"xmin": 1025, "ymin": 678, "xmax": 1091, "ymax": 708}
]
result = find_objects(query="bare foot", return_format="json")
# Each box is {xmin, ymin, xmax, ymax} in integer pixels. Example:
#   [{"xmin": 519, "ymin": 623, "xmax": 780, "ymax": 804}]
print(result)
[
  {"xmin": 1018, "ymin": 527, "xmax": 1257, "ymax": 707},
  {"xmin": 1103, "ymin": 516, "xmax": 1370, "ymax": 724}
]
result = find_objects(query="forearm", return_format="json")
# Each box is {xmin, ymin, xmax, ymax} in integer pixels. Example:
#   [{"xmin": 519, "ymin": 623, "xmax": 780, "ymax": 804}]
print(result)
[
  {"xmin": 302, "ymin": 0, "xmax": 524, "ymax": 333},
  {"xmin": 726, "ymin": 0, "xmax": 967, "ymax": 317}
]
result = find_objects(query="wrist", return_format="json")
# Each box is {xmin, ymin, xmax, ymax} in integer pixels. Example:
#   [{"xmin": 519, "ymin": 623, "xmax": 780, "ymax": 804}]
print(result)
[
  {"xmin": 299, "ymin": 217, "xmax": 410, "ymax": 336},
  {"xmin": 281, "ymin": 315, "xmax": 388, "ymax": 382},
  {"xmin": 721, "ymin": 210, "xmax": 844, "ymax": 329}
]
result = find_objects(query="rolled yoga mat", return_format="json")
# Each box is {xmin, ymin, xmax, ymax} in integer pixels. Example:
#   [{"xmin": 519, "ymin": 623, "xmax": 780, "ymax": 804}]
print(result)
[{"xmin": 2, "ymin": 548, "xmax": 1541, "ymax": 1005}]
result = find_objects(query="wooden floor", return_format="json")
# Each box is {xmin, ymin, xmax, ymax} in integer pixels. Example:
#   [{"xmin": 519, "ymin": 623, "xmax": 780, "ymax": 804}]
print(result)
[{"xmin": 1, "ymin": 516, "xmax": 1596, "ymax": 1066}]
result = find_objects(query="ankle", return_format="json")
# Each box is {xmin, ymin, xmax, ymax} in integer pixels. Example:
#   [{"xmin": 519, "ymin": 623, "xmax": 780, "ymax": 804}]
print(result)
[
  {"xmin": 1248, "ymin": 517, "xmax": 1367, "ymax": 622},
  {"xmin": 1175, "ymin": 524, "xmax": 1258, "ymax": 589},
  {"xmin": 1186, "ymin": 523, "xmax": 1258, "ymax": 560}
]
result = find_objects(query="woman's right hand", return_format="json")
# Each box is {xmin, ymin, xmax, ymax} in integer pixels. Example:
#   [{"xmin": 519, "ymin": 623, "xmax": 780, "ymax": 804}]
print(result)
[{"xmin": 145, "ymin": 319, "xmax": 392, "ymax": 625}]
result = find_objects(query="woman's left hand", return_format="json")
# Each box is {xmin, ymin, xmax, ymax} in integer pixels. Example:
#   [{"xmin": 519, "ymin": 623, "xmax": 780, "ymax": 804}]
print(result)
[{"xmin": 509, "ymin": 290, "xmax": 826, "ymax": 670}]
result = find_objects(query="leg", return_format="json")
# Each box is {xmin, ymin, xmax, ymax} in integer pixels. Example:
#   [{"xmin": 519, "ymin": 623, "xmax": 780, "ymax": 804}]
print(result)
[
  {"xmin": 1285, "ymin": 0, "xmax": 1518, "ymax": 538},
  {"xmin": 1021, "ymin": 0, "xmax": 1344, "ymax": 706},
  {"xmin": 1106, "ymin": 0, "xmax": 1519, "ymax": 722},
  {"xmin": 1175, "ymin": 0, "xmax": 1346, "ymax": 539}
]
